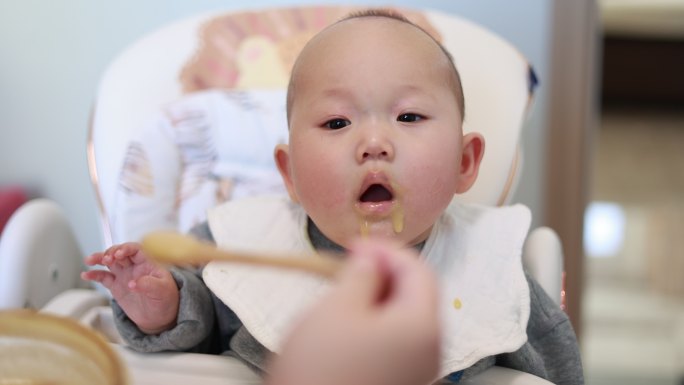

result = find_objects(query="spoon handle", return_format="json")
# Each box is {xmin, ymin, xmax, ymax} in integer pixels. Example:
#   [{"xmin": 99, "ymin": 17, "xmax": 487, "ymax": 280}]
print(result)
[{"xmin": 141, "ymin": 232, "xmax": 343, "ymax": 278}]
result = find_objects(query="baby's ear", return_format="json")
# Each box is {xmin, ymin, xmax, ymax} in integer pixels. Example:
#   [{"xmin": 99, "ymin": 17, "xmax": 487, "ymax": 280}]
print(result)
[
  {"xmin": 274, "ymin": 144, "xmax": 299, "ymax": 203},
  {"xmin": 454, "ymin": 133, "xmax": 485, "ymax": 194}
]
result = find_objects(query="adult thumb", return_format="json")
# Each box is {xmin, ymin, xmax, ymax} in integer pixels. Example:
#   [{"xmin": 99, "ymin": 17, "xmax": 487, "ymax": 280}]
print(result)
[{"xmin": 331, "ymin": 249, "xmax": 385, "ymax": 309}]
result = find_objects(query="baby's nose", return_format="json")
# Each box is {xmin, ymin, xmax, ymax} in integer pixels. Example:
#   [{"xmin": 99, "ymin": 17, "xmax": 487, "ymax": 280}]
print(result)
[
  {"xmin": 357, "ymin": 126, "xmax": 395, "ymax": 162},
  {"xmin": 362, "ymin": 146, "xmax": 390, "ymax": 160}
]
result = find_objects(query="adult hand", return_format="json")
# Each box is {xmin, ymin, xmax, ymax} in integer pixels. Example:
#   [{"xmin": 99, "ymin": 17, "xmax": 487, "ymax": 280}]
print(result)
[{"xmin": 267, "ymin": 239, "xmax": 441, "ymax": 385}]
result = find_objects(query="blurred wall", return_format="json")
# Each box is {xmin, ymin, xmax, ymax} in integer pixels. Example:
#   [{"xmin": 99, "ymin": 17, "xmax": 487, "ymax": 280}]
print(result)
[{"xmin": 0, "ymin": 0, "xmax": 553, "ymax": 255}]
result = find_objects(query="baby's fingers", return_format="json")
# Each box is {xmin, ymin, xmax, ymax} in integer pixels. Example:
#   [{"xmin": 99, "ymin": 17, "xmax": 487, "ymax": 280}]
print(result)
[
  {"xmin": 80, "ymin": 269, "xmax": 115, "ymax": 290},
  {"xmin": 84, "ymin": 252, "xmax": 105, "ymax": 266},
  {"xmin": 104, "ymin": 243, "xmax": 141, "ymax": 268}
]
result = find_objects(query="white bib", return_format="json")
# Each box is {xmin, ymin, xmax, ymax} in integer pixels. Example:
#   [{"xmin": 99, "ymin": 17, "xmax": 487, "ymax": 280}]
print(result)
[{"xmin": 203, "ymin": 196, "xmax": 531, "ymax": 378}]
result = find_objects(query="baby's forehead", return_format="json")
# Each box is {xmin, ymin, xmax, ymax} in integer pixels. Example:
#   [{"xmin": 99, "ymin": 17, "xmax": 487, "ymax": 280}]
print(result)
[
  {"xmin": 287, "ymin": 14, "xmax": 465, "ymax": 120},
  {"xmin": 295, "ymin": 17, "xmax": 449, "ymax": 77},
  {"xmin": 313, "ymin": 16, "xmax": 437, "ymax": 52}
]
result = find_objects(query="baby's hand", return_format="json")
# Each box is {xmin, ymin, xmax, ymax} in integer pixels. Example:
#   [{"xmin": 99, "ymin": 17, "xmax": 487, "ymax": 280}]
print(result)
[{"xmin": 81, "ymin": 242, "xmax": 179, "ymax": 334}]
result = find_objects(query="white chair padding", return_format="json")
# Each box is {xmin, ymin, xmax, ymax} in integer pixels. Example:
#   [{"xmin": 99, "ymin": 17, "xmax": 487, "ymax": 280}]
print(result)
[
  {"xmin": 0, "ymin": 199, "xmax": 84, "ymax": 309},
  {"xmin": 523, "ymin": 227, "xmax": 564, "ymax": 306}
]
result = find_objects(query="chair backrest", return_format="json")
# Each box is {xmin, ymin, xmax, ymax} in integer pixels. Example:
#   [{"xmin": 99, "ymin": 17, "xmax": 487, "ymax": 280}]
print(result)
[{"xmin": 90, "ymin": 5, "xmax": 536, "ymax": 247}]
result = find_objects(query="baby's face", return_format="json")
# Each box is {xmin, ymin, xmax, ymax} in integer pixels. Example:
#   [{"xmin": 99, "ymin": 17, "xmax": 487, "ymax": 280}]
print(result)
[{"xmin": 277, "ymin": 17, "xmax": 479, "ymax": 248}]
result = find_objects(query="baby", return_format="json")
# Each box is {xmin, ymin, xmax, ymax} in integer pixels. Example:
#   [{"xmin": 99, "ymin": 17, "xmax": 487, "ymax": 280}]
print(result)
[{"xmin": 83, "ymin": 9, "xmax": 583, "ymax": 384}]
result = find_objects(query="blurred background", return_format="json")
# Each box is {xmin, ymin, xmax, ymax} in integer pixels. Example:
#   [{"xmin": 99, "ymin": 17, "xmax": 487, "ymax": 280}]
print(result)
[
  {"xmin": 0, "ymin": 0, "xmax": 682, "ymax": 384},
  {"xmin": 582, "ymin": 1, "xmax": 684, "ymax": 384}
]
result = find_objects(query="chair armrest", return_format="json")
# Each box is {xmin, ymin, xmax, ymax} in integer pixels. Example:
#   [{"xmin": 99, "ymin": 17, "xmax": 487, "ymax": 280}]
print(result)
[
  {"xmin": 0, "ymin": 199, "xmax": 85, "ymax": 309},
  {"xmin": 115, "ymin": 346, "xmax": 261, "ymax": 385},
  {"xmin": 40, "ymin": 288, "xmax": 109, "ymax": 319},
  {"xmin": 522, "ymin": 226, "xmax": 564, "ymax": 306}
]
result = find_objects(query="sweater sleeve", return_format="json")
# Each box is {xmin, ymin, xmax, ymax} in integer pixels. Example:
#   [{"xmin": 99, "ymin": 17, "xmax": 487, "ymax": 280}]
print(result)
[{"xmin": 496, "ymin": 274, "xmax": 585, "ymax": 385}]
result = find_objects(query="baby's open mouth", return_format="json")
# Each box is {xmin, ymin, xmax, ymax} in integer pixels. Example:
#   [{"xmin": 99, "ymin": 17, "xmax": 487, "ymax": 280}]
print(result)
[
  {"xmin": 356, "ymin": 179, "xmax": 404, "ymax": 234},
  {"xmin": 359, "ymin": 184, "xmax": 394, "ymax": 203}
]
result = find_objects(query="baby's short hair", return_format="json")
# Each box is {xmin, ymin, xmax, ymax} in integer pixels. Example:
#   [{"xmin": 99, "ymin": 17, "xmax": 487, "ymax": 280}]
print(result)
[{"xmin": 286, "ymin": 8, "xmax": 466, "ymax": 123}]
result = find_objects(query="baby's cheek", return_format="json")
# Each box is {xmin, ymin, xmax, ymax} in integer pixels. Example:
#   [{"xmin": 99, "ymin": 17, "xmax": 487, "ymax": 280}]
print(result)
[
  {"xmin": 293, "ymin": 159, "xmax": 346, "ymax": 206},
  {"xmin": 403, "ymin": 168, "xmax": 457, "ymax": 215}
]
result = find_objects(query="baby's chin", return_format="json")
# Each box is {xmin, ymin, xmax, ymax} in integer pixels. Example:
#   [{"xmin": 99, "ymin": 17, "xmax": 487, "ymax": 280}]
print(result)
[
  {"xmin": 340, "ymin": 221, "xmax": 430, "ymax": 249},
  {"xmin": 324, "ymin": 223, "xmax": 396, "ymax": 250},
  {"xmin": 359, "ymin": 220, "xmax": 401, "ymax": 238}
]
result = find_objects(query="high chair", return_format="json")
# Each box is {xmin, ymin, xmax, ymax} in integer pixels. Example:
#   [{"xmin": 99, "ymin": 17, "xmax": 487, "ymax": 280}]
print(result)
[{"xmin": 0, "ymin": 5, "xmax": 562, "ymax": 384}]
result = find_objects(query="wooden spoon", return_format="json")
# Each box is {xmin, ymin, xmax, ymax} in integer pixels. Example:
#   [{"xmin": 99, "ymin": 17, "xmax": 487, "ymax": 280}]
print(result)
[{"xmin": 141, "ymin": 231, "xmax": 343, "ymax": 278}]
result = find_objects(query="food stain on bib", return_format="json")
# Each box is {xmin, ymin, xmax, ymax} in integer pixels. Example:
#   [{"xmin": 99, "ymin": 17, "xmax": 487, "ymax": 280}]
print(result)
[{"xmin": 452, "ymin": 297, "xmax": 462, "ymax": 310}]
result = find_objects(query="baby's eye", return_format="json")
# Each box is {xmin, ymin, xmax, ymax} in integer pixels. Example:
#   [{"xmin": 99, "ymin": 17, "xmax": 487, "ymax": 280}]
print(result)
[
  {"xmin": 324, "ymin": 118, "xmax": 351, "ymax": 130},
  {"xmin": 397, "ymin": 113, "xmax": 424, "ymax": 122}
]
